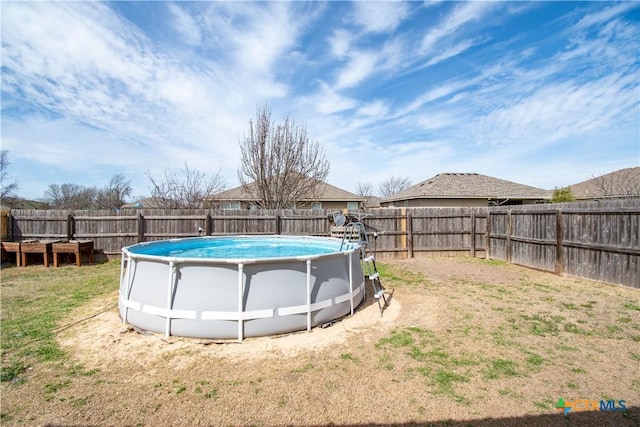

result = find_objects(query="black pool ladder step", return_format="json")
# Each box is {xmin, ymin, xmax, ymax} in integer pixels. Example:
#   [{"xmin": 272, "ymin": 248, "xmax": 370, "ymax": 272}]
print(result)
[{"xmin": 363, "ymin": 255, "xmax": 389, "ymax": 316}]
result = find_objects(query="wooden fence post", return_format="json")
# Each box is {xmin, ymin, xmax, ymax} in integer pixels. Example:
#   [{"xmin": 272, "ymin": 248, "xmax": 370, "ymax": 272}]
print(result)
[
  {"xmin": 555, "ymin": 210, "xmax": 564, "ymax": 275},
  {"xmin": 66, "ymin": 214, "xmax": 74, "ymax": 240},
  {"xmin": 470, "ymin": 212, "xmax": 476, "ymax": 258},
  {"xmin": 407, "ymin": 212, "xmax": 413, "ymax": 259},
  {"xmin": 325, "ymin": 210, "xmax": 330, "ymax": 236},
  {"xmin": 1, "ymin": 211, "xmax": 11, "ymax": 241},
  {"xmin": 137, "ymin": 213, "xmax": 144, "ymax": 243},
  {"xmin": 485, "ymin": 211, "xmax": 491, "ymax": 259},
  {"xmin": 0, "ymin": 210, "xmax": 8, "ymax": 241},
  {"xmin": 205, "ymin": 214, "xmax": 212, "ymax": 235},
  {"xmin": 400, "ymin": 208, "xmax": 407, "ymax": 259},
  {"xmin": 506, "ymin": 210, "xmax": 512, "ymax": 263},
  {"xmin": 276, "ymin": 214, "xmax": 281, "ymax": 235}
]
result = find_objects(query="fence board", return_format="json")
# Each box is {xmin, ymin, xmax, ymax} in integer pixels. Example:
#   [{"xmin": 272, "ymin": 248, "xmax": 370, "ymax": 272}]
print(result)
[{"xmin": 509, "ymin": 211, "xmax": 557, "ymax": 271}]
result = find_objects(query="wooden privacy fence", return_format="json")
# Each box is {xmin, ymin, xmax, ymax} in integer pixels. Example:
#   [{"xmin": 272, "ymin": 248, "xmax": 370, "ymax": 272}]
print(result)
[
  {"xmin": 3, "ymin": 200, "xmax": 639, "ymax": 288},
  {"xmin": 3, "ymin": 209, "xmax": 329, "ymax": 259},
  {"xmin": 488, "ymin": 202, "xmax": 639, "ymax": 288}
]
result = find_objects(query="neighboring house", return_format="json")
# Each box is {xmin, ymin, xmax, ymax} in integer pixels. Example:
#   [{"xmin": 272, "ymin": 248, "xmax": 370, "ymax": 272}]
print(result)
[
  {"xmin": 0, "ymin": 198, "xmax": 49, "ymax": 210},
  {"xmin": 380, "ymin": 172, "xmax": 552, "ymax": 208},
  {"xmin": 570, "ymin": 167, "xmax": 640, "ymax": 201},
  {"xmin": 363, "ymin": 196, "xmax": 382, "ymax": 208},
  {"xmin": 215, "ymin": 179, "xmax": 364, "ymax": 211},
  {"xmin": 121, "ymin": 197, "xmax": 166, "ymax": 209}
]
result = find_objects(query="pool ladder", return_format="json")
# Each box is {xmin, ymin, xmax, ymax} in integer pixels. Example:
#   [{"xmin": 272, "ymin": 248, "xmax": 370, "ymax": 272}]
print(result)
[
  {"xmin": 339, "ymin": 221, "xmax": 369, "ymax": 251},
  {"xmin": 340, "ymin": 222, "xmax": 390, "ymax": 316},
  {"xmin": 363, "ymin": 254, "xmax": 390, "ymax": 316}
]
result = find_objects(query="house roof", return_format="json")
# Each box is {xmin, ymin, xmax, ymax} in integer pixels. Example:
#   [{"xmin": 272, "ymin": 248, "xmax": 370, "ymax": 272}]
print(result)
[
  {"xmin": 0, "ymin": 198, "xmax": 48, "ymax": 210},
  {"xmin": 570, "ymin": 167, "xmax": 640, "ymax": 200},
  {"xmin": 383, "ymin": 172, "xmax": 552, "ymax": 203},
  {"xmin": 216, "ymin": 179, "xmax": 364, "ymax": 202},
  {"xmin": 364, "ymin": 196, "xmax": 382, "ymax": 208},
  {"xmin": 121, "ymin": 197, "xmax": 165, "ymax": 208}
]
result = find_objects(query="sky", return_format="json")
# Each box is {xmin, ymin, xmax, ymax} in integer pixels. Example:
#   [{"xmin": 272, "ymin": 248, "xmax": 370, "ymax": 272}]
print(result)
[{"xmin": 2, "ymin": 1, "xmax": 639, "ymax": 201}]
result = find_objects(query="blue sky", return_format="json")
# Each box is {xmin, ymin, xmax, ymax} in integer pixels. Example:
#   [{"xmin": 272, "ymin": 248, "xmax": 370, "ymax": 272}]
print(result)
[{"xmin": 2, "ymin": 1, "xmax": 639, "ymax": 200}]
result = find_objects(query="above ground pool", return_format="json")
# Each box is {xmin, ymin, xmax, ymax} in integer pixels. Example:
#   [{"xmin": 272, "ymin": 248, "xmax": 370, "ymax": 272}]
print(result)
[{"xmin": 119, "ymin": 235, "xmax": 365, "ymax": 341}]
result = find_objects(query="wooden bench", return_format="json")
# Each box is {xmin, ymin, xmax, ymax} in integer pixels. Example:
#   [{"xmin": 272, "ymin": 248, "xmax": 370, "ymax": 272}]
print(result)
[
  {"xmin": 52, "ymin": 240, "xmax": 94, "ymax": 267},
  {"xmin": 1, "ymin": 241, "xmax": 21, "ymax": 266}
]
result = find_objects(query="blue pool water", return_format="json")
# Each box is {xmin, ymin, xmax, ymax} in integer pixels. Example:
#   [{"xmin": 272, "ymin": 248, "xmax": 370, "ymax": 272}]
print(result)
[{"xmin": 127, "ymin": 236, "xmax": 347, "ymax": 259}]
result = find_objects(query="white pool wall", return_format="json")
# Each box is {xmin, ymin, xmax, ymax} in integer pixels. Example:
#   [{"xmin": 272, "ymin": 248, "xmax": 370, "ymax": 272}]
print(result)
[{"xmin": 119, "ymin": 235, "xmax": 365, "ymax": 341}]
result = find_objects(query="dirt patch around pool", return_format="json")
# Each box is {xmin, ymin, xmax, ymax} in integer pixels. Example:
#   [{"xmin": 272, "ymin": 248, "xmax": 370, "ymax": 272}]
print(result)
[{"xmin": 57, "ymin": 284, "xmax": 402, "ymax": 366}]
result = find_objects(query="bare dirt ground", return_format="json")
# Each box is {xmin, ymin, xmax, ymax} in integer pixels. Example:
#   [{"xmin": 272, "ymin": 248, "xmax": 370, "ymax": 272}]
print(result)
[{"xmin": 2, "ymin": 257, "xmax": 639, "ymax": 426}]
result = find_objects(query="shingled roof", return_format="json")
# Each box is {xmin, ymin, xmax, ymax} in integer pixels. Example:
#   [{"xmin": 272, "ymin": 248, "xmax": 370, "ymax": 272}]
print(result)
[
  {"xmin": 216, "ymin": 179, "xmax": 363, "ymax": 202},
  {"xmin": 570, "ymin": 167, "xmax": 640, "ymax": 200},
  {"xmin": 383, "ymin": 173, "xmax": 551, "ymax": 203}
]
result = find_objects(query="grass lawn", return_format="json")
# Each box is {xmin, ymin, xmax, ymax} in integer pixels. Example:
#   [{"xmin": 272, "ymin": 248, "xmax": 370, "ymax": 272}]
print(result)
[{"xmin": 1, "ymin": 257, "xmax": 639, "ymax": 426}]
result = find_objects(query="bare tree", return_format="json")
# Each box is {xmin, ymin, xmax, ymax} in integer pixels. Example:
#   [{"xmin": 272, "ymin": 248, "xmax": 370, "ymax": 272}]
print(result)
[
  {"xmin": 1, "ymin": 150, "xmax": 19, "ymax": 199},
  {"xmin": 146, "ymin": 162, "xmax": 226, "ymax": 209},
  {"xmin": 357, "ymin": 182, "xmax": 376, "ymax": 207},
  {"xmin": 238, "ymin": 105, "xmax": 330, "ymax": 209},
  {"xmin": 592, "ymin": 168, "xmax": 640, "ymax": 199},
  {"xmin": 378, "ymin": 175, "xmax": 411, "ymax": 197},
  {"xmin": 95, "ymin": 174, "xmax": 133, "ymax": 209},
  {"xmin": 44, "ymin": 183, "xmax": 96, "ymax": 209}
]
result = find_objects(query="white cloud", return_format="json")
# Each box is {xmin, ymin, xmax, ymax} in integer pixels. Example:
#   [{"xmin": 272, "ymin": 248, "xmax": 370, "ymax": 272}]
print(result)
[
  {"xmin": 376, "ymin": 37, "xmax": 409, "ymax": 74},
  {"xmin": 425, "ymin": 38, "xmax": 481, "ymax": 66},
  {"xmin": 328, "ymin": 29, "xmax": 352, "ymax": 59},
  {"xmin": 397, "ymin": 80, "xmax": 469, "ymax": 116},
  {"xmin": 420, "ymin": 1, "xmax": 497, "ymax": 52},
  {"xmin": 465, "ymin": 67, "xmax": 639, "ymax": 151},
  {"xmin": 2, "ymin": 3, "xmax": 154, "ymax": 83},
  {"xmin": 423, "ymin": 1, "xmax": 443, "ymax": 10},
  {"xmin": 413, "ymin": 111, "xmax": 455, "ymax": 131},
  {"xmin": 335, "ymin": 51, "xmax": 378, "ymax": 89},
  {"xmin": 575, "ymin": 2, "xmax": 639, "ymax": 30},
  {"xmin": 201, "ymin": 2, "xmax": 312, "ymax": 77},
  {"xmin": 2, "ymin": 2, "xmax": 159, "ymax": 127},
  {"xmin": 167, "ymin": 3, "xmax": 202, "ymax": 46},
  {"xmin": 305, "ymin": 82, "xmax": 358, "ymax": 115},
  {"xmin": 328, "ymin": 33, "xmax": 408, "ymax": 89},
  {"xmin": 351, "ymin": 1, "xmax": 411, "ymax": 33},
  {"xmin": 356, "ymin": 100, "xmax": 389, "ymax": 118}
]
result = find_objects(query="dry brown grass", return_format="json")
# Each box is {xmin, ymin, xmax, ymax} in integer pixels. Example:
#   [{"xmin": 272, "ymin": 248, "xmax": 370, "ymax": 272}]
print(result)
[{"xmin": 1, "ymin": 257, "xmax": 639, "ymax": 426}]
